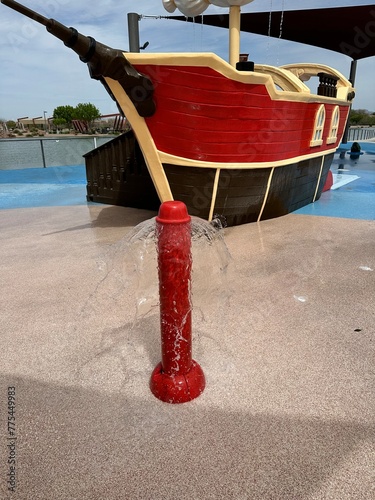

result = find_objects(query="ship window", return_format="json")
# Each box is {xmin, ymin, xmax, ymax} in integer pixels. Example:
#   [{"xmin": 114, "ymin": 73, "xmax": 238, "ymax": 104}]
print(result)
[
  {"xmin": 326, "ymin": 106, "xmax": 340, "ymax": 144},
  {"xmin": 310, "ymin": 104, "xmax": 325, "ymax": 147}
]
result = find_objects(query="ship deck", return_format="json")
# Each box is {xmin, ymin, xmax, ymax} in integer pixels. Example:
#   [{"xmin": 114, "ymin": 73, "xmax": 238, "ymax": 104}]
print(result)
[{"xmin": 1, "ymin": 141, "xmax": 374, "ymax": 499}]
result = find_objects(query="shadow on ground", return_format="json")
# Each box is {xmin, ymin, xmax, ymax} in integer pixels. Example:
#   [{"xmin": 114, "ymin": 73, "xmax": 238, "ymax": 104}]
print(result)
[{"xmin": 1, "ymin": 374, "xmax": 373, "ymax": 500}]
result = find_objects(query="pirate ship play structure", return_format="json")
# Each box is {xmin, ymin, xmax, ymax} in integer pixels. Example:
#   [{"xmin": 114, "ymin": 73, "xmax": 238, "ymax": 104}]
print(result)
[{"xmin": 2, "ymin": 0, "xmax": 356, "ymax": 226}]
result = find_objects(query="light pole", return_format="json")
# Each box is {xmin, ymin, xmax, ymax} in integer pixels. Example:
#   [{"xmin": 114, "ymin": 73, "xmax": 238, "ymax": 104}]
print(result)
[{"xmin": 43, "ymin": 111, "xmax": 48, "ymax": 132}]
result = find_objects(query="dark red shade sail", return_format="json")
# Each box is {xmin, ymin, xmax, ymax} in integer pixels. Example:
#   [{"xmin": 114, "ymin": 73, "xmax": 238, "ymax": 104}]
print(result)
[{"xmin": 169, "ymin": 5, "xmax": 375, "ymax": 61}]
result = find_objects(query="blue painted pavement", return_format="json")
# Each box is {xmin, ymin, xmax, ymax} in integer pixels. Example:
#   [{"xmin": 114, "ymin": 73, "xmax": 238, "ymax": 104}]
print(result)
[
  {"xmin": 0, "ymin": 142, "xmax": 374, "ymax": 219},
  {"xmin": 0, "ymin": 165, "xmax": 88, "ymax": 209},
  {"xmin": 295, "ymin": 141, "xmax": 375, "ymax": 220}
]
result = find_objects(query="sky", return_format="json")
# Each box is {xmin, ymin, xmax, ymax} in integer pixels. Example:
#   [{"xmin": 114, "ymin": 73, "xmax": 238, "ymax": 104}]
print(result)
[{"xmin": 0, "ymin": 0, "xmax": 374, "ymax": 121}]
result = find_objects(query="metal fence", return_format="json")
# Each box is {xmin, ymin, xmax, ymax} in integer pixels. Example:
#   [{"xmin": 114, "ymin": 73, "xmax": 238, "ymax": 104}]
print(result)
[
  {"xmin": 0, "ymin": 136, "xmax": 115, "ymax": 170},
  {"xmin": 1, "ymin": 128, "xmax": 374, "ymax": 170},
  {"xmin": 347, "ymin": 127, "xmax": 375, "ymax": 142}
]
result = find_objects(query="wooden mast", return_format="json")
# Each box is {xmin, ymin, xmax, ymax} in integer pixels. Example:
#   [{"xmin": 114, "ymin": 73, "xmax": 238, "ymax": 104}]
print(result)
[{"xmin": 229, "ymin": 5, "xmax": 241, "ymax": 67}]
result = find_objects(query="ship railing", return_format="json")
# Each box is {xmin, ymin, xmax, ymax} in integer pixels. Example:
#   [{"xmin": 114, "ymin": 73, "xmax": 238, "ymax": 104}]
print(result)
[
  {"xmin": 253, "ymin": 64, "xmax": 311, "ymax": 93},
  {"xmin": 281, "ymin": 63, "xmax": 354, "ymax": 101}
]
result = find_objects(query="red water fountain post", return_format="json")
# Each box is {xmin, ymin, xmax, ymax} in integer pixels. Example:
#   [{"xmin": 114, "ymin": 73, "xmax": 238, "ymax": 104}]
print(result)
[{"xmin": 150, "ymin": 201, "xmax": 205, "ymax": 403}]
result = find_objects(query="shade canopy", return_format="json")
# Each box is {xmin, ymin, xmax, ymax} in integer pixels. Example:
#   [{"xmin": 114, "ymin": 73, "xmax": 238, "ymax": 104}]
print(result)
[{"xmin": 169, "ymin": 5, "xmax": 375, "ymax": 60}]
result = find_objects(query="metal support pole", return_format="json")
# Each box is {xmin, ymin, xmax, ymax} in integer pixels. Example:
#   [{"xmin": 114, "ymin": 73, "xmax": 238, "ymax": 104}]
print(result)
[
  {"xmin": 342, "ymin": 59, "xmax": 358, "ymax": 144},
  {"xmin": 349, "ymin": 59, "xmax": 358, "ymax": 86},
  {"xmin": 150, "ymin": 201, "xmax": 205, "ymax": 404},
  {"xmin": 229, "ymin": 6, "xmax": 241, "ymax": 67},
  {"xmin": 40, "ymin": 139, "xmax": 46, "ymax": 168},
  {"xmin": 127, "ymin": 12, "xmax": 140, "ymax": 52}
]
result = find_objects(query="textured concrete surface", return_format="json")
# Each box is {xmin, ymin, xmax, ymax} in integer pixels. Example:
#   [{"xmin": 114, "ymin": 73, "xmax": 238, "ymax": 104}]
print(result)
[{"xmin": 1, "ymin": 204, "xmax": 374, "ymax": 499}]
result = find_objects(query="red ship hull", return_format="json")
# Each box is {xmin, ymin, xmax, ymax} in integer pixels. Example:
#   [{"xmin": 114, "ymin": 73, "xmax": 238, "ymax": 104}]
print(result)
[{"xmin": 139, "ymin": 64, "xmax": 348, "ymax": 163}]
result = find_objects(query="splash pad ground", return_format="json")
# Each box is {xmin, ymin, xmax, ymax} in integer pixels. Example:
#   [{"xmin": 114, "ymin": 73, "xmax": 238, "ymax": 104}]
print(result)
[{"xmin": 0, "ymin": 143, "xmax": 374, "ymax": 498}]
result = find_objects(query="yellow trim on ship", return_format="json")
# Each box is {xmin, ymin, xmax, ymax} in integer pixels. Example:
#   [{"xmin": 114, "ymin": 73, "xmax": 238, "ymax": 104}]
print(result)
[
  {"xmin": 103, "ymin": 76, "xmax": 173, "ymax": 203},
  {"xmin": 158, "ymin": 148, "xmax": 337, "ymax": 170},
  {"xmin": 125, "ymin": 52, "xmax": 354, "ymax": 104}
]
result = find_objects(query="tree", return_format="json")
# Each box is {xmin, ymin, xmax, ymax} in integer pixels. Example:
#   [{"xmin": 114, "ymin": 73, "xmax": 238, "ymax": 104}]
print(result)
[
  {"xmin": 6, "ymin": 120, "xmax": 16, "ymax": 130},
  {"xmin": 53, "ymin": 105, "xmax": 75, "ymax": 128},
  {"xmin": 73, "ymin": 102, "xmax": 100, "ymax": 130},
  {"xmin": 53, "ymin": 118, "xmax": 67, "ymax": 131},
  {"xmin": 349, "ymin": 109, "xmax": 375, "ymax": 126}
]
